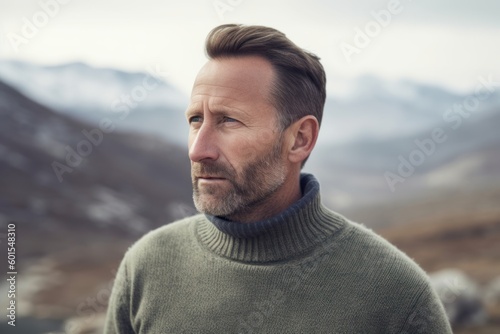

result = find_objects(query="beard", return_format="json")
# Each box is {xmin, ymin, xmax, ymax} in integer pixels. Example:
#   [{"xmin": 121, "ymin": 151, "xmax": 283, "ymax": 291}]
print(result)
[{"xmin": 191, "ymin": 137, "xmax": 286, "ymax": 220}]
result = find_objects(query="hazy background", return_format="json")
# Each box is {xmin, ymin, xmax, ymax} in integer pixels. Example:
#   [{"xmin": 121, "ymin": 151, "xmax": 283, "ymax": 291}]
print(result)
[{"xmin": 0, "ymin": 0, "xmax": 499, "ymax": 333}]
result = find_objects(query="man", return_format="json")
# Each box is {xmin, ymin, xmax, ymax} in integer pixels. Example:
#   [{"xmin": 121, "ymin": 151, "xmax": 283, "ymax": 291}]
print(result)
[{"xmin": 104, "ymin": 24, "xmax": 452, "ymax": 333}]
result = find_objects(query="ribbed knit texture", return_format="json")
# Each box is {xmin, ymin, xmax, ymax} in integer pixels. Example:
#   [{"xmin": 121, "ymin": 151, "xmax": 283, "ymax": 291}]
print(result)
[
  {"xmin": 200, "ymin": 174, "xmax": 345, "ymax": 263},
  {"xmin": 104, "ymin": 174, "xmax": 452, "ymax": 334}
]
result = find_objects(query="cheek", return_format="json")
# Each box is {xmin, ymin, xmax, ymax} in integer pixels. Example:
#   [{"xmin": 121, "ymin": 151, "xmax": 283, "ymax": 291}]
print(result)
[
  {"xmin": 223, "ymin": 129, "xmax": 278, "ymax": 165},
  {"xmin": 187, "ymin": 130, "xmax": 195, "ymax": 148}
]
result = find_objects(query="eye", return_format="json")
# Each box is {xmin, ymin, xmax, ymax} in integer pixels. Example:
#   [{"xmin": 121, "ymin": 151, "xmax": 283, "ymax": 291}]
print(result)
[
  {"xmin": 223, "ymin": 116, "xmax": 238, "ymax": 123},
  {"xmin": 188, "ymin": 116, "xmax": 202, "ymax": 124}
]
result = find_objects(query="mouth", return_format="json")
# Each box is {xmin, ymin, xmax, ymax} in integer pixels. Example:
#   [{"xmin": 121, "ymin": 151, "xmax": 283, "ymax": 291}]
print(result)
[{"xmin": 196, "ymin": 175, "xmax": 226, "ymax": 181}]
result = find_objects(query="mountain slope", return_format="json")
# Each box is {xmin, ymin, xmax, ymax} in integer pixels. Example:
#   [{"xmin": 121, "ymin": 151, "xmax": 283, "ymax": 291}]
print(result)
[
  {"xmin": 0, "ymin": 79, "xmax": 194, "ymax": 259},
  {"xmin": 3, "ymin": 60, "xmax": 499, "ymax": 147},
  {"xmin": 0, "ymin": 60, "xmax": 189, "ymax": 145},
  {"xmin": 307, "ymin": 106, "xmax": 500, "ymax": 209}
]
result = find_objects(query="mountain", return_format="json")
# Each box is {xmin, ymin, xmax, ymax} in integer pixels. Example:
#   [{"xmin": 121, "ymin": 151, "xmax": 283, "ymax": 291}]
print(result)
[
  {"xmin": 0, "ymin": 64, "xmax": 499, "ymax": 333},
  {"xmin": 2, "ymin": 60, "xmax": 499, "ymax": 147},
  {"xmin": 307, "ymin": 104, "xmax": 500, "ymax": 210},
  {"xmin": 2, "ymin": 59, "xmax": 499, "ymax": 213},
  {"xmin": 0, "ymin": 79, "xmax": 194, "ymax": 258},
  {"xmin": 0, "ymin": 59, "xmax": 189, "ymax": 145},
  {"xmin": 319, "ymin": 74, "xmax": 500, "ymax": 144},
  {"xmin": 0, "ymin": 80, "xmax": 198, "ymax": 332}
]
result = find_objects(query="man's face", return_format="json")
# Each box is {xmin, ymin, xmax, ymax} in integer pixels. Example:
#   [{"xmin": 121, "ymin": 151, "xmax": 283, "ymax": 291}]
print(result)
[{"xmin": 186, "ymin": 56, "xmax": 288, "ymax": 220}]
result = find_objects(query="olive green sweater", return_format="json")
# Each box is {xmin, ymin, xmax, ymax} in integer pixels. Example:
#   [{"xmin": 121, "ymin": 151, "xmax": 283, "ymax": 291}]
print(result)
[{"xmin": 104, "ymin": 174, "xmax": 452, "ymax": 333}]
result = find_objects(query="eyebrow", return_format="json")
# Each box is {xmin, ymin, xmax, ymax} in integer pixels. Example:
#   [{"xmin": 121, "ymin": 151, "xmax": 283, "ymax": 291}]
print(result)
[{"xmin": 185, "ymin": 103, "xmax": 249, "ymax": 118}]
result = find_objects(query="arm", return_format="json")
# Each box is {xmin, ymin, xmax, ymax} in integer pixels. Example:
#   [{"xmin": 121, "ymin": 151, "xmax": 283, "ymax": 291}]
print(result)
[
  {"xmin": 104, "ymin": 252, "xmax": 135, "ymax": 334},
  {"xmin": 398, "ymin": 286, "xmax": 452, "ymax": 334}
]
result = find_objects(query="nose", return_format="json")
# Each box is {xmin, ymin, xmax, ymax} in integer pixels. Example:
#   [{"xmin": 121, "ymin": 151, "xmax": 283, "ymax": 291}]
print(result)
[{"xmin": 188, "ymin": 122, "xmax": 219, "ymax": 163}]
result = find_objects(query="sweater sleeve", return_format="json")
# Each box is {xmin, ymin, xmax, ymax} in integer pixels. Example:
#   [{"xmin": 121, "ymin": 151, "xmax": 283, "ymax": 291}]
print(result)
[
  {"xmin": 103, "ymin": 251, "xmax": 135, "ymax": 334},
  {"xmin": 397, "ymin": 285, "xmax": 453, "ymax": 334}
]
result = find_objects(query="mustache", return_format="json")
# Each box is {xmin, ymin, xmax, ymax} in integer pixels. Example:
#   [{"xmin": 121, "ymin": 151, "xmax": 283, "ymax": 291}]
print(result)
[{"xmin": 192, "ymin": 161, "xmax": 235, "ymax": 179}]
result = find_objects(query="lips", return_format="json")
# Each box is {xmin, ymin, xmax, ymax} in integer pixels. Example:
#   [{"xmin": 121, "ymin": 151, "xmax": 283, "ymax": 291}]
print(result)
[
  {"xmin": 197, "ymin": 175, "xmax": 225, "ymax": 180},
  {"xmin": 196, "ymin": 176, "xmax": 227, "ymax": 187}
]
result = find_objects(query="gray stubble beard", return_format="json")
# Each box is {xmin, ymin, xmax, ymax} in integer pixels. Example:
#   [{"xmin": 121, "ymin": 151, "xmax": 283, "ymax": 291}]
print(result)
[{"xmin": 192, "ymin": 137, "xmax": 286, "ymax": 219}]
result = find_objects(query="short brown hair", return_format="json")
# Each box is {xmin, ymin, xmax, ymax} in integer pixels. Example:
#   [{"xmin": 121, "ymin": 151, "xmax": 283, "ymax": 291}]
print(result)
[{"xmin": 205, "ymin": 24, "xmax": 326, "ymax": 133}]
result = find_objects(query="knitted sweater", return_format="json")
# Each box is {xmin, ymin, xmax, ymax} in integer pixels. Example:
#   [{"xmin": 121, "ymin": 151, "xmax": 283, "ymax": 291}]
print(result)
[{"xmin": 104, "ymin": 174, "xmax": 452, "ymax": 333}]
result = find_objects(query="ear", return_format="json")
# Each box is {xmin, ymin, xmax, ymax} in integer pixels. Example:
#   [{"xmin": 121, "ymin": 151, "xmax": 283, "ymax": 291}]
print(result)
[{"xmin": 285, "ymin": 115, "xmax": 319, "ymax": 165}]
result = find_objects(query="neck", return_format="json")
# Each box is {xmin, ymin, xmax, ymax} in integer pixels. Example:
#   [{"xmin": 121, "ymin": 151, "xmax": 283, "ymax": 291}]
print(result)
[{"xmin": 198, "ymin": 173, "xmax": 347, "ymax": 263}]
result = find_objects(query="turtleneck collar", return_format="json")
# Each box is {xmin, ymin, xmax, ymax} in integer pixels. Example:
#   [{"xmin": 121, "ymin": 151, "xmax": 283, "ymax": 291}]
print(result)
[{"xmin": 196, "ymin": 174, "xmax": 348, "ymax": 263}]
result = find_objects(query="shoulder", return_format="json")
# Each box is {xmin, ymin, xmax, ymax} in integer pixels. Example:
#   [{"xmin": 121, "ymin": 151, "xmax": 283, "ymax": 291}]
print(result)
[
  {"xmin": 122, "ymin": 214, "xmax": 205, "ymax": 265},
  {"xmin": 343, "ymin": 219, "xmax": 430, "ymax": 283},
  {"xmin": 326, "ymin": 218, "xmax": 435, "ymax": 306},
  {"xmin": 332, "ymin": 220, "xmax": 451, "ymax": 331}
]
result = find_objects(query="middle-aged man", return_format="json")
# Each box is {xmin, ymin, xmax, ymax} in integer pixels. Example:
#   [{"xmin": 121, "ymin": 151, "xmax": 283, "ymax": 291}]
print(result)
[{"xmin": 105, "ymin": 24, "xmax": 452, "ymax": 333}]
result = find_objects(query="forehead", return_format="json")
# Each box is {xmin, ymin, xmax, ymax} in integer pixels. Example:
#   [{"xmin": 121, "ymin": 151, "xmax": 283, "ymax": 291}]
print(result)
[{"xmin": 190, "ymin": 56, "xmax": 275, "ymax": 107}]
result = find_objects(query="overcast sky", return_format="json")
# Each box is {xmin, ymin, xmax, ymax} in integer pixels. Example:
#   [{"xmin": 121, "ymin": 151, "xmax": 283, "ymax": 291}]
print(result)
[{"xmin": 1, "ymin": 0, "xmax": 499, "ymax": 96}]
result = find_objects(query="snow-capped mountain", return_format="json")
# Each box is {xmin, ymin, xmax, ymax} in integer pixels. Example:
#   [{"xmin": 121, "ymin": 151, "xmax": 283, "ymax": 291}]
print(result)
[
  {"xmin": 2, "ymin": 60, "xmax": 499, "ymax": 147},
  {"xmin": 0, "ymin": 60, "xmax": 189, "ymax": 145},
  {"xmin": 0, "ymin": 79, "xmax": 193, "ymax": 238},
  {"xmin": 320, "ymin": 75, "xmax": 500, "ymax": 144}
]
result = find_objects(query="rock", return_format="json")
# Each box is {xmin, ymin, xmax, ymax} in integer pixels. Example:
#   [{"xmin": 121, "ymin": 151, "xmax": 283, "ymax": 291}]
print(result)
[{"xmin": 429, "ymin": 269, "xmax": 487, "ymax": 326}]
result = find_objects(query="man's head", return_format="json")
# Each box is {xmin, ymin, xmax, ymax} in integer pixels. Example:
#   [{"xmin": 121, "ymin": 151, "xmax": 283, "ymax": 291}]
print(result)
[
  {"xmin": 205, "ymin": 24, "xmax": 326, "ymax": 139},
  {"xmin": 186, "ymin": 24, "xmax": 326, "ymax": 222}
]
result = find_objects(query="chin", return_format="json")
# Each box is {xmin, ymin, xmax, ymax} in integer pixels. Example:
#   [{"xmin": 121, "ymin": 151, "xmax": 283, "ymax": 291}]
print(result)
[{"xmin": 195, "ymin": 197, "xmax": 232, "ymax": 217}]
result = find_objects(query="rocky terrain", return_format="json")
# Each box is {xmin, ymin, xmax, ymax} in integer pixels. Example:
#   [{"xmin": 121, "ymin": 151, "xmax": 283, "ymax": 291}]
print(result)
[{"xmin": 0, "ymin": 79, "xmax": 195, "ymax": 333}]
